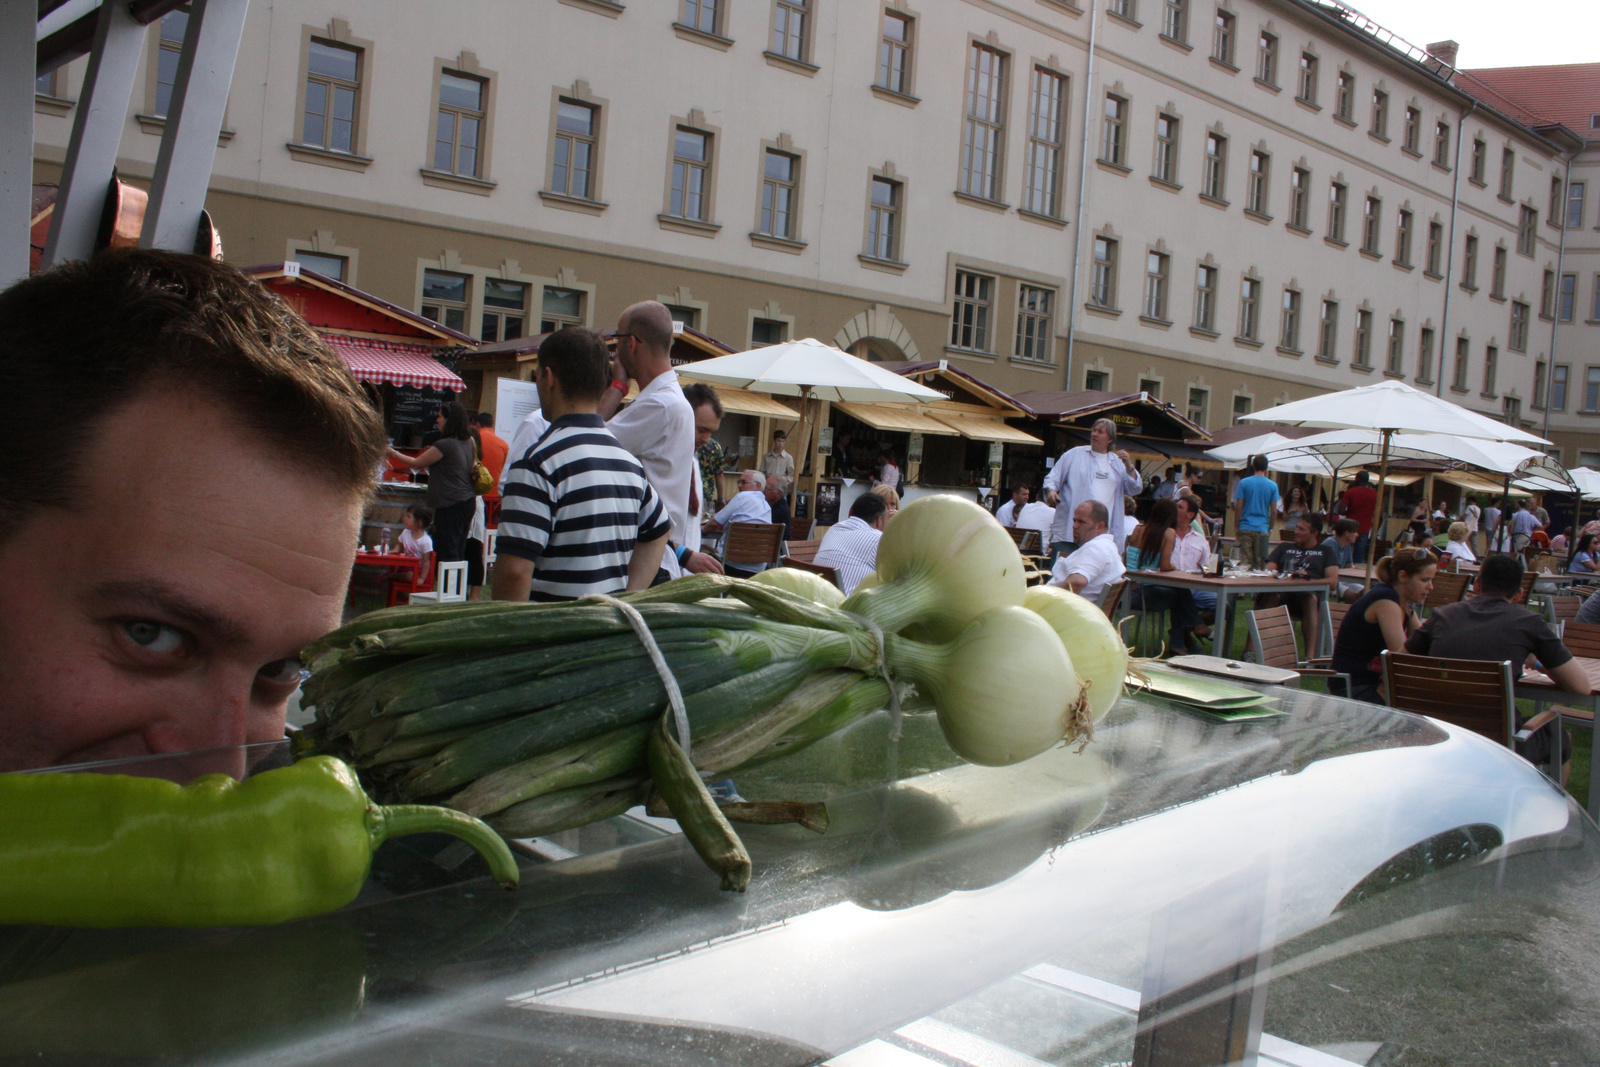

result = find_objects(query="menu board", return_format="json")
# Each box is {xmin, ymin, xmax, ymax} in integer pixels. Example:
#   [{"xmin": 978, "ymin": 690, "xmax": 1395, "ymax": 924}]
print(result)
[{"xmin": 391, "ymin": 386, "xmax": 438, "ymax": 427}]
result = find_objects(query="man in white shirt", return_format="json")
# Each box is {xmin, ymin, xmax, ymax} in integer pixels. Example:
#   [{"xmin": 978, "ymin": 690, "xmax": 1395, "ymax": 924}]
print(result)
[
  {"xmin": 815, "ymin": 492, "xmax": 888, "ymax": 594},
  {"xmin": 1154, "ymin": 469, "xmax": 1180, "ymax": 501},
  {"xmin": 1049, "ymin": 500, "xmax": 1125, "ymax": 603},
  {"xmin": 1015, "ymin": 500, "xmax": 1056, "ymax": 532},
  {"xmin": 703, "ymin": 469, "xmax": 773, "ymax": 574},
  {"xmin": 599, "ymin": 301, "xmax": 722, "ymax": 576},
  {"xmin": 497, "ymin": 389, "xmax": 549, "ymax": 494},
  {"xmin": 994, "ymin": 484, "xmax": 1030, "ymax": 526},
  {"xmin": 760, "ymin": 430, "xmax": 795, "ymax": 486}
]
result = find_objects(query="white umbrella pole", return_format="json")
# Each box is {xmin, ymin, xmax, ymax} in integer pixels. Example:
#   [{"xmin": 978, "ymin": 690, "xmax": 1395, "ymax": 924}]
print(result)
[{"xmin": 1364, "ymin": 431, "xmax": 1392, "ymax": 591}]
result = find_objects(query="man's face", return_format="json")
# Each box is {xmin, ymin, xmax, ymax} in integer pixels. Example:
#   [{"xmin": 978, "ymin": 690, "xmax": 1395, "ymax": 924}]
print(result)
[
  {"xmin": 773, "ymin": 434, "xmax": 787, "ymax": 453},
  {"xmin": 1176, "ymin": 499, "xmax": 1196, "ymax": 526},
  {"xmin": 1340, "ymin": 527, "xmax": 1359, "ymax": 546},
  {"xmin": 0, "ymin": 389, "xmax": 362, "ymax": 771},
  {"xmin": 1072, "ymin": 503, "xmax": 1103, "ymax": 543},
  {"xmin": 737, "ymin": 472, "xmax": 762, "ymax": 493},
  {"xmin": 1090, "ymin": 423, "xmax": 1112, "ymax": 451},
  {"xmin": 693, "ymin": 402, "xmax": 721, "ymax": 447},
  {"xmin": 612, "ymin": 327, "xmax": 639, "ymax": 381},
  {"xmin": 1013, "ymin": 487, "xmax": 1029, "ymax": 506},
  {"xmin": 764, "ymin": 476, "xmax": 783, "ymax": 501},
  {"xmin": 1294, "ymin": 519, "xmax": 1316, "ymax": 547}
]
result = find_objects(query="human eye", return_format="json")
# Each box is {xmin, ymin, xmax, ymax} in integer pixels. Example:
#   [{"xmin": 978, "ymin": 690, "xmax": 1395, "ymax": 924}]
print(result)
[
  {"xmin": 120, "ymin": 619, "xmax": 188, "ymax": 656},
  {"xmin": 256, "ymin": 657, "xmax": 307, "ymax": 687}
]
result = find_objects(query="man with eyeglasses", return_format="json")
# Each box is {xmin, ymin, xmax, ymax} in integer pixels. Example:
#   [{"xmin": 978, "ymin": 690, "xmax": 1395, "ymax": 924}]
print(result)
[{"xmin": 702, "ymin": 469, "xmax": 774, "ymax": 575}]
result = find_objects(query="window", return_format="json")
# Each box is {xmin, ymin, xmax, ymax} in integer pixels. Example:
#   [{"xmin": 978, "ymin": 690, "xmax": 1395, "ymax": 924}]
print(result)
[
  {"xmin": 1560, "ymin": 272, "xmax": 1577, "ymax": 322},
  {"xmin": 1212, "ymin": 10, "xmax": 1235, "ymax": 65},
  {"xmin": 1433, "ymin": 120, "xmax": 1450, "ymax": 167},
  {"xmin": 751, "ymin": 318, "xmax": 788, "ymax": 347},
  {"xmin": 1318, "ymin": 299, "xmax": 1338, "ymax": 361},
  {"xmin": 1109, "ymin": 0, "xmax": 1136, "ymax": 19},
  {"xmin": 1353, "ymin": 309, "xmax": 1372, "ymax": 367},
  {"xmin": 1386, "ymin": 317, "xmax": 1404, "ymax": 375},
  {"xmin": 1296, "ymin": 52, "xmax": 1318, "ymax": 104},
  {"xmin": 1289, "ymin": 166, "xmax": 1309, "ymax": 229},
  {"xmin": 1418, "ymin": 326, "xmax": 1434, "ymax": 381},
  {"xmin": 1238, "ymin": 276, "xmax": 1260, "ymax": 340},
  {"xmin": 1518, "ymin": 205, "xmax": 1537, "ymax": 255},
  {"xmin": 539, "ymin": 287, "xmax": 584, "ymax": 333},
  {"xmin": 1452, "ymin": 337, "xmax": 1470, "ymax": 391},
  {"xmin": 1534, "ymin": 362, "xmax": 1548, "ymax": 409},
  {"xmin": 865, "ymin": 176, "xmax": 900, "ymax": 261},
  {"xmin": 1542, "ymin": 269, "xmax": 1555, "ymax": 317},
  {"xmin": 670, "ymin": 127, "xmax": 712, "ymax": 220},
  {"xmin": 1016, "ymin": 285, "xmax": 1054, "ymax": 361},
  {"xmin": 1162, "ymin": 0, "xmax": 1187, "ymax": 42},
  {"xmin": 1024, "ymin": 68, "xmax": 1068, "ymax": 216},
  {"xmin": 1426, "ymin": 221, "xmax": 1443, "ymax": 275},
  {"xmin": 878, "ymin": 11, "xmax": 913, "ymax": 95},
  {"xmin": 682, "ymin": 0, "xmax": 719, "ymax": 33},
  {"xmin": 1246, "ymin": 150, "xmax": 1269, "ymax": 214},
  {"xmin": 1482, "ymin": 346, "xmax": 1497, "ymax": 397},
  {"xmin": 1086, "ymin": 370, "xmax": 1110, "ymax": 391},
  {"xmin": 420, "ymin": 270, "xmax": 469, "ymax": 333},
  {"xmin": 302, "ymin": 40, "xmax": 360, "ymax": 153},
  {"xmin": 550, "ymin": 100, "xmax": 597, "ymax": 199},
  {"xmin": 1500, "ymin": 147, "xmax": 1515, "ymax": 199},
  {"xmin": 1503, "ymin": 395, "xmax": 1521, "ymax": 425},
  {"xmin": 1587, "ymin": 367, "xmax": 1600, "ymax": 412},
  {"xmin": 1140, "ymin": 377, "xmax": 1162, "ymax": 398},
  {"xmin": 1568, "ymin": 180, "xmax": 1587, "ymax": 229},
  {"xmin": 771, "ymin": 0, "xmax": 809, "ymax": 61},
  {"xmin": 1256, "ymin": 32, "xmax": 1277, "ymax": 85},
  {"xmin": 1280, "ymin": 287, "xmax": 1301, "ymax": 349},
  {"xmin": 1335, "ymin": 70, "xmax": 1354, "ymax": 120},
  {"xmin": 1152, "ymin": 113, "xmax": 1179, "ymax": 184},
  {"xmin": 1550, "ymin": 176, "xmax": 1563, "ymax": 221},
  {"xmin": 1552, "ymin": 364, "xmax": 1569, "ymax": 410},
  {"xmin": 1187, "ymin": 387, "xmax": 1208, "ymax": 428},
  {"xmin": 756, "ymin": 150, "xmax": 801, "ymax": 240},
  {"xmin": 1327, "ymin": 181, "xmax": 1346, "ymax": 242},
  {"xmin": 960, "ymin": 44, "xmax": 1007, "ymax": 201},
  {"xmin": 1395, "ymin": 209, "xmax": 1413, "ymax": 265},
  {"xmin": 1470, "ymin": 137, "xmax": 1486, "ymax": 183},
  {"xmin": 1594, "ymin": 275, "xmax": 1600, "ymax": 320},
  {"xmin": 1202, "ymin": 133, "xmax": 1227, "ymax": 200},
  {"xmin": 1143, "ymin": 252, "xmax": 1170, "ymax": 320},
  {"xmin": 154, "ymin": 9, "xmax": 188, "ymax": 118},
  {"xmin": 290, "ymin": 250, "xmax": 346, "ymax": 280},
  {"xmin": 1370, "ymin": 89, "xmax": 1388, "ymax": 138},
  {"xmin": 951, "ymin": 270, "xmax": 995, "ymax": 350},
  {"xmin": 434, "ymin": 71, "xmax": 486, "ymax": 176},
  {"xmin": 1101, "ymin": 94, "xmax": 1127, "ymax": 167},
  {"xmin": 1509, "ymin": 301, "xmax": 1529, "ymax": 351},
  {"xmin": 1362, "ymin": 196, "xmax": 1381, "ymax": 254},
  {"xmin": 479, "ymin": 279, "xmax": 527, "ymax": 343},
  {"xmin": 1090, "ymin": 237, "xmax": 1119, "ymax": 308},
  {"xmin": 1402, "ymin": 106, "xmax": 1420, "ymax": 154},
  {"xmin": 1460, "ymin": 234, "xmax": 1478, "ymax": 289},
  {"xmin": 1194, "ymin": 263, "xmax": 1217, "ymax": 331},
  {"xmin": 1232, "ymin": 395, "xmax": 1253, "ymax": 424},
  {"xmin": 666, "ymin": 305, "xmax": 698, "ymax": 328},
  {"xmin": 35, "ymin": 70, "xmax": 56, "ymax": 96}
]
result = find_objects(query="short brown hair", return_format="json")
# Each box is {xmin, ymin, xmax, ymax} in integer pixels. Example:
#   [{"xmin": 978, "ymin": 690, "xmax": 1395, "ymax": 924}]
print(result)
[
  {"xmin": 0, "ymin": 250, "xmax": 386, "ymax": 539},
  {"xmin": 538, "ymin": 327, "xmax": 610, "ymax": 401}
]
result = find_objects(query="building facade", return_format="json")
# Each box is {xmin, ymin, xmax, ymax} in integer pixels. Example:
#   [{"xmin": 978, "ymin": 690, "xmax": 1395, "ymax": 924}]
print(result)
[{"xmin": 31, "ymin": 0, "xmax": 1578, "ymax": 447}]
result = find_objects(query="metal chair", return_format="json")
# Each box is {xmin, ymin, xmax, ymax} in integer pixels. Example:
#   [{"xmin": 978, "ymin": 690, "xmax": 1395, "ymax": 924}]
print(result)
[
  {"xmin": 781, "ymin": 556, "xmax": 841, "ymax": 589},
  {"xmin": 722, "ymin": 521, "xmax": 786, "ymax": 574},
  {"xmin": 409, "ymin": 560, "xmax": 469, "ymax": 604},
  {"xmin": 1381, "ymin": 650, "xmax": 1562, "ymax": 781},
  {"xmin": 1246, "ymin": 605, "xmax": 1350, "ymax": 691}
]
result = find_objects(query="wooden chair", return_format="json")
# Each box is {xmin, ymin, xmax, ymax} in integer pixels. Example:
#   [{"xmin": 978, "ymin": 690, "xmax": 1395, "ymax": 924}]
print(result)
[
  {"xmin": 1560, "ymin": 620, "xmax": 1600, "ymax": 659},
  {"xmin": 1423, "ymin": 571, "xmax": 1471, "ymax": 612},
  {"xmin": 1099, "ymin": 579, "xmax": 1127, "ymax": 622},
  {"xmin": 781, "ymin": 538, "xmax": 822, "ymax": 564},
  {"xmin": 1246, "ymin": 605, "xmax": 1350, "ymax": 691},
  {"xmin": 1327, "ymin": 598, "xmax": 1351, "ymax": 639},
  {"xmin": 1381, "ymin": 650, "xmax": 1561, "ymax": 781},
  {"xmin": 1550, "ymin": 595, "xmax": 1583, "ymax": 635},
  {"xmin": 722, "ymin": 521, "xmax": 786, "ymax": 573},
  {"xmin": 1005, "ymin": 527, "xmax": 1043, "ymax": 555},
  {"xmin": 408, "ymin": 560, "xmax": 468, "ymax": 604},
  {"xmin": 788, "ymin": 517, "xmax": 815, "ymax": 541},
  {"xmin": 781, "ymin": 556, "xmax": 841, "ymax": 589}
]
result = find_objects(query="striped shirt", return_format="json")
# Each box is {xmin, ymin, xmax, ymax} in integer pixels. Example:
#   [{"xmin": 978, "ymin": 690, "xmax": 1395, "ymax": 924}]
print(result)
[
  {"xmin": 814, "ymin": 516, "xmax": 882, "ymax": 595},
  {"xmin": 497, "ymin": 414, "xmax": 671, "ymax": 602}
]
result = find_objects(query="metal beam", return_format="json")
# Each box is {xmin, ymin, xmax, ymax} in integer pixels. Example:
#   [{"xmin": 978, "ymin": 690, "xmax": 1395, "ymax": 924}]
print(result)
[
  {"xmin": 41, "ymin": 0, "xmax": 144, "ymax": 268},
  {"xmin": 139, "ymin": 0, "xmax": 247, "ymax": 253},
  {"xmin": 2, "ymin": 0, "xmax": 35, "ymax": 287}
]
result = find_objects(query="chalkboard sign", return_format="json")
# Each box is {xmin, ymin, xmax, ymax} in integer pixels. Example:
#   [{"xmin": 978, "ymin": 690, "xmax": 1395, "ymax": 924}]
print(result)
[{"xmin": 392, "ymin": 386, "xmax": 441, "ymax": 427}]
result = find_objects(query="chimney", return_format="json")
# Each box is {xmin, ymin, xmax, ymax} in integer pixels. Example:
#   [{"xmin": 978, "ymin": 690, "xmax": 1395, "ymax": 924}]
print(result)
[{"xmin": 1424, "ymin": 39, "xmax": 1459, "ymax": 78}]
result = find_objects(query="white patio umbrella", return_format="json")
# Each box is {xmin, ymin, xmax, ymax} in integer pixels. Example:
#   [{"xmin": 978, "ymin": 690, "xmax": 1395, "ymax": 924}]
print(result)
[
  {"xmin": 676, "ymin": 338, "xmax": 946, "ymax": 496},
  {"xmin": 1243, "ymin": 380, "xmax": 1553, "ymax": 583},
  {"xmin": 1206, "ymin": 431, "xmax": 1324, "ymax": 472},
  {"xmin": 1264, "ymin": 430, "xmax": 1572, "ymax": 485}
]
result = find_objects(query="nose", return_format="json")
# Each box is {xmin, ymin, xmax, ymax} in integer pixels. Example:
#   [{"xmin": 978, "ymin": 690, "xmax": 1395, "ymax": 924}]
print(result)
[{"xmin": 144, "ymin": 679, "xmax": 253, "ymax": 758}]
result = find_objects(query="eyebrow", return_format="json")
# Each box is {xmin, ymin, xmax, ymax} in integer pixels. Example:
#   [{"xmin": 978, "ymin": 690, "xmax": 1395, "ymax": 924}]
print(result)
[{"xmin": 93, "ymin": 580, "xmax": 252, "ymax": 647}]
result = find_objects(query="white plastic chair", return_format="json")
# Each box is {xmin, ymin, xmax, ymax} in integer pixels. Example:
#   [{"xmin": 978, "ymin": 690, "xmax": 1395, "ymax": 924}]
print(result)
[
  {"xmin": 409, "ymin": 560, "xmax": 468, "ymax": 604},
  {"xmin": 484, "ymin": 528, "xmax": 499, "ymax": 567}
]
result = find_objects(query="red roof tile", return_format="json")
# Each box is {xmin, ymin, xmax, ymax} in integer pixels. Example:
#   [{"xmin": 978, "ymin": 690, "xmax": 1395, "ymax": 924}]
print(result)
[{"xmin": 1458, "ymin": 63, "xmax": 1600, "ymax": 136}]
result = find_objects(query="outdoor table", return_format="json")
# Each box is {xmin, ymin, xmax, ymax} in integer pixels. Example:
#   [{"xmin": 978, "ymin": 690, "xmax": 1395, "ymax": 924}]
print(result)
[
  {"xmin": 354, "ymin": 550, "xmax": 420, "ymax": 576},
  {"xmin": 1124, "ymin": 570, "xmax": 1335, "ymax": 658},
  {"xmin": 1515, "ymin": 657, "xmax": 1600, "ymax": 821}
]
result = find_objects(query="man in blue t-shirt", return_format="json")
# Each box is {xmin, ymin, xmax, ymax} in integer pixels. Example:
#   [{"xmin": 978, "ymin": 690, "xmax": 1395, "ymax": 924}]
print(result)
[{"xmin": 1231, "ymin": 454, "xmax": 1281, "ymax": 569}]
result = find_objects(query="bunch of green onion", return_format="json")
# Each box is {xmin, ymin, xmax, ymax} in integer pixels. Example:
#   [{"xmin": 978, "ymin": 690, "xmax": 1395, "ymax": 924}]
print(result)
[{"xmin": 300, "ymin": 495, "xmax": 1127, "ymax": 889}]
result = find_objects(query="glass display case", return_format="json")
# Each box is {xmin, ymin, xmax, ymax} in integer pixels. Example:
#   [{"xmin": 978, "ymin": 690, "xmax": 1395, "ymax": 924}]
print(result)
[{"xmin": 3, "ymin": 677, "xmax": 1597, "ymax": 1066}]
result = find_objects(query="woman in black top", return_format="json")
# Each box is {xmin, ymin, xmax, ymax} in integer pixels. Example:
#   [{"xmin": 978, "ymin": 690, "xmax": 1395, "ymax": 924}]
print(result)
[
  {"xmin": 1330, "ymin": 548, "xmax": 1437, "ymax": 703},
  {"xmin": 389, "ymin": 402, "xmax": 478, "ymax": 569}
]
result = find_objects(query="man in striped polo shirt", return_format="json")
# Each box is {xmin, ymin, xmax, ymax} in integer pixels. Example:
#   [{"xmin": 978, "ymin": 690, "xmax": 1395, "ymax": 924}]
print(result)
[{"xmin": 492, "ymin": 328, "xmax": 671, "ymax": 602}]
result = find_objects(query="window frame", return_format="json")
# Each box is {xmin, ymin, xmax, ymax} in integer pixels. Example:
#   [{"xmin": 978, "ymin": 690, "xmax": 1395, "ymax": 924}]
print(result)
[
  {"xmin": 1143, "ymin": 251, "xmax": 1171, "ymax": 321},
  {"xmin": 1245, "ymin": 149, "xmax": 1269, "ymax": 215},
  {"xmin": 1402, "ymin": 106, "xmax": 1421, "ymax": 154},
  {"xmin": 1090, "ymin": 236, "xmax": 1120, "ymax": 310},
  {"xmin": 1470, "ymin": 137, "xmax": 1486, "ymax": 183},
  {"xmin": 661, "ymin": 116, "xmax": 721, "ymax": 229},
  {"xmin": 430, "ymin": 67, "xmax": 491, "ymax": 180},
  {"xmin": 756, "ymin": 145, "xmax": 803, "ymax": 242},
  {"xmin": 1567, "ymin": 179, "xmax": 1586, "ymax": 230},
  {"xmin": 538, "ymin": 284, "xmax": 586, "ymax": 335},
  {"xmin": 1152, "ymin": 113, "xmax": 1179, "ymax": 185},
  {"xmin": 1202, "ymin": 131, "xmax": 1227, "ymax": 201},
  {"xmin": 1237, "ymin": 275, "xmax": 1261, "ymax": 341},
  {"xmin": 1256, "ymin": 31, "xmax": 1277, "ymax": 86},
  {"xmin": 1386, "ymin": 317, "xmax": 1405, "ymax": 376},
  {"xmin": 1279, "ymin": 286, "xmax": 1301, "ymax": 350},
  {"xmin": 419, "ymin": 269, "xmax": 471, "ymax": 334},
  {"xmin": 1212, "ymin": 9, "xmax": 1235, "ymax": 66},
  {"xmin": 950, "ymin": 269, "xmax": 997, "ymax": 352},
  {"xmin": 1288, "ymin": 166, "xmax": 1309, "ymax": 229},
  {"xmin": 1499, "ymin": 146, "xmax": 1516, "ymax": 199},
  {"xmin": 1370, "ymin": 88, "xmax": 1388, "ymax": 139},
  {"xmin": 1518, "ymin": 205, "xmax": 1537, "ymax": 255},
  {"xmin": 1586, "ymin": 366, "xmax": 1600, "ymax": 413},
  {"xmin": 1426, "ymin": 220, "xmax": 1443, "ymax": 276},
  {"xmin": 300, "ymin": 37, "xmax": 362, "ymax": 155},
  {"xmin": 862, "ymin": 170, "xmax": 905, "ymax": 265},
  {"xmin": 1194, "ymin": 262, "xmax": 1218, "ymax": 332},
  {"xmin": 1327, "ymin": 181, "xmax": 1347, "ymax": 243},
  {"xmin": 1417, "ymin": 326, "xmax": 1435, "ymax": 382},
  {"xmin": 1482, "ymin": 345, "xmax": 1498, "ymax": 398},
  {"xmin": 1015, "ymin": 284, "xmax": 1056, "ymax": 362},
  {"xmin": 1334, "ymin": 70, "xmax": 1354, "ymax": 121},
  {"xmin": 287, "ymin": 23, "xmax": 373, "ymax": 169},
  {"xmin": 1432, "ymin": 119, "xmax": 1450, "ymax": 167},
  {"xmin": 1559, "ymin": 272, "xmax": 1577, "ymax": 323},
  {"xmin": 1395, "ymin": 208, "xmax": 1413, "ymax": 266},
  {"xmin": 1187, "ymin": 387, "xmax": 1209, "ymax": 429},
  {"xmin": 1162, "ymin": 0, "xmax": 1188, "ymax": 44},
  {"xmin": 545, "ymin": 93, "xmax": 604, "ymax": 204},
  {"xmin": 480, "ymin": 277, "xmax": 530, "ymax": 344},
  {"xmin": 1452, "ymin": 337, "xmax": 1470, "ymax": 392},
  {"xmin": 877, "ymin": 8, "xmax": 916, "ymax": 97},
  {"xmin": 1296, "ymin": 51, "xmax": 1318, "ymax": 105},
  {"xmin": 680, "ymin": 0, "xmax": 724, "ymax": 36},
  {"xmin": 1101, "ymin": 93, "xmax": 1128, "ymax": 168},
  {"xmin": 1460, "ymin": 234, "xmax": 1478, "ymax": 290},
  {"xmin": 1353, "ymin": 308, "xmax": 1373, "ymax": 368},
  {"xmin": 1361, "ymin": 195, "xmax": 1381, "ymax": 255},
  {"xmin": 769, "ymin": 0, "xmax": 813, "ymax": 66},
  {"xmin": 959, "ymin": 42, "xmax": 1010, "ymax": 203},
  {"xmin": 1550, "ymin": 363, "xmax": 1569, "ymax": 412},
  {"xmin": 1317, "ymin": 298, "xmax": 1338, "ymax": 363},
  {"xmin": 1490, "ymin": 245, "xmax": 1507, "ymax": 299},
  {"xmin": 1509, "ymin": 300, "xmax": 1529, "ymax": 352},
  {"xmin": 1023, "ymin": 66, "xmax": 1069, "ymax": 218}
]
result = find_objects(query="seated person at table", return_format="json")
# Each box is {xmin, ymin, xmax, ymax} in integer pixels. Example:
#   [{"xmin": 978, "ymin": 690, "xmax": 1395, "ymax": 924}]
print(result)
[
  {"xmin": 1015, "ymin": 497, "xmax": 1056, "ymax": 533},
  {"xmin": 0, "ymin": 250, "xmax": 387, "ymax": 772},
  {"xmin": 1330, "ymin": 548, "xmax": 1436, "ymax": 704},
  {"xmin": 1124, "ymin": 498, "xmax": 1201, "ymax": 654},
  {"xmin": 702, "ymin": 469, "xmax": 774, "ymax": 575},
  {"xmin": 1569, "ymin": 533, "xmax": 1598, "ymax": 574},
  {"xmin": 1172, "ymin": 494, "xmax": 1217, "ymax": 642},
  {"xmin": 764, "ymin": 475, "xmax": 793, "ymax": 539},
  {"xmin": 1255, "ymin": 514, "xmax": 1340, "ymax": 657},
  {"xmin": 399, "ymin": 504, "xmax": 435, "ymax": 584},
  {"xmin": 493, "ymin": 328, "xmax": 670, "ymax": 602},
  {"xmin": 1442, "ymin": 520, "xmax": 1476, "ymax": 567},
  {"xmin": 815, "ymin": 492, "xmax": 888, "ymax": 595},
  {"xmin": 1049, "ymin": 500, "xmax": 1126, "ymax": 605},
  {"xmin": 1322, "ymin": 518, "xmax": 1364, "ymax": 602},
  {"xmin": 1406, "ymin": 553, "xmax": 1591, "ymax": 781},
  {"xmin": 995, "ymin": 484, "xmax": 1030, "ymax": 527}
]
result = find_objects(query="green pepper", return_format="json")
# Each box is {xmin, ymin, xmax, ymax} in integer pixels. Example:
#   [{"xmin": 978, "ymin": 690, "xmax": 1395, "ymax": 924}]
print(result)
[{"xmin": 0, "ymin": 755, "xmax": 519, "ymax": 928}]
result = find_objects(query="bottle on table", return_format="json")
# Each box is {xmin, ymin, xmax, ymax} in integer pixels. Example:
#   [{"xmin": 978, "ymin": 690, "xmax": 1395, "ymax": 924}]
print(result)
[{"xmin": 380, "ymin": 528, "xmax": 391, "ymax": 555}]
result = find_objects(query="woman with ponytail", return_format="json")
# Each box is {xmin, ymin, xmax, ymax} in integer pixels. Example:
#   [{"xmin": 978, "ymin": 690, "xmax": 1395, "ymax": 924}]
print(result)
[{"xmin": 1329, "ymin": 548, "xmax": 1438, "ymax": 703}]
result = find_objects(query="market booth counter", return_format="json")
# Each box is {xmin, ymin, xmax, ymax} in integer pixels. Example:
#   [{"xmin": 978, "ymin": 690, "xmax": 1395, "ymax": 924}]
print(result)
[{"xmin": 5, "ymin": 680, "xmax": 1600, "ymax": 1065}]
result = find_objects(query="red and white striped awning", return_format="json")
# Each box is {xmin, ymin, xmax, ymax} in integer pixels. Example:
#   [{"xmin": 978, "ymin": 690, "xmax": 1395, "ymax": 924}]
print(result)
[{"xmin": 323, "ymin": 335, "xmax": 466, "ymax": 392}]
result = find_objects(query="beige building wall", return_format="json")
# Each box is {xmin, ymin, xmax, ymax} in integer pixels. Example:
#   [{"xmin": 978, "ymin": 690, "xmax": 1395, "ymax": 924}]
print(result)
[
  {"xmin": 30, "ymin": 0, "xmax": 1575, "ymax": 441},
  {"xmin": 1534, "ymin": 138, "xmax": 1600, "ymax": 468}
]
